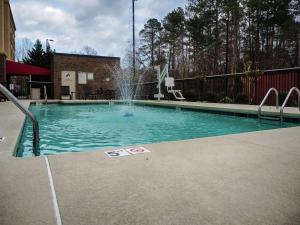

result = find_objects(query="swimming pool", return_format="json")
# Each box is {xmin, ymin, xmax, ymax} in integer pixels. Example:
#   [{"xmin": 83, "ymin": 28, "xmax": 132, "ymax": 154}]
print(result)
[{"xmin": 17, "ymin": 103, "xmax": 298, "ymax": 157}]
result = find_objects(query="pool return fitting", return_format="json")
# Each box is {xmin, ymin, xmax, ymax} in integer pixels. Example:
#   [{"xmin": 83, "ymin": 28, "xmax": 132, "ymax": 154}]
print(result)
[{"xmin": 0, "ymin": 83, "xmax": 40, "ymax": 156}]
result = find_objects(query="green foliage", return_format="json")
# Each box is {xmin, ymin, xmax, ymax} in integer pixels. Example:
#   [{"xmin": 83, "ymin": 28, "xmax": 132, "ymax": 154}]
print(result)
[
  {"xmin": 162, "ymin": 7, "xmax": 185, "ymax": 44},
  {"xmin": 184, "ymin": 90, "xmax": 198, "ymax": 101},
  {"xmin": 235, "ymin": 93, "xmax": 249, "ymax": 104},
  {"xmin": 162, "ymin": 7, "xmax": 186, "ymax": 70},
  {"xmin": 206, "ymin": 91, "xmax": 222, "ymax": 103},
  {"xmin": 219, "ymin": 96, "xmax": 233, "ymax": 104},
  {"xmin": 139, "ymin": 18, "xmax": 163, "ymax": 66},
  {"xmin": 279, "ymin": 92, "xmax": 296, "ymax": 107},
  {"xmin": 23, "ymin": 39, "xmax": 55, "ymax": 68},
  {"xmin": 138, "ymin": 0, "xmax": 299, "ymax": 74}
]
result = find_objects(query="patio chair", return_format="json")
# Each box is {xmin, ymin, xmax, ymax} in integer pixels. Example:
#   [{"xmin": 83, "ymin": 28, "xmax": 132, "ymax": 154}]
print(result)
[
  {"xmin": 82, "ymin": 88, "xmax": 92, "ymax": 100},
  {"xmin": 96, "ymin": 88, "xmax": 104, "ymax": 99},
  {"xmin": 104, "ymin": 89, "xmax": 115, "ymax": 100}
]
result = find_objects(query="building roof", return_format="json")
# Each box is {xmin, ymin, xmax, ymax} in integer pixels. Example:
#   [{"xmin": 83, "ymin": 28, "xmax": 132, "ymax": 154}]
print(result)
[
  {"xmin": 53, "ymin": 52, "xmax": 120, "ymax": 60},
  {"xmin": 6, "ymin": 60, "xmax": 50, "ymax": 76}
]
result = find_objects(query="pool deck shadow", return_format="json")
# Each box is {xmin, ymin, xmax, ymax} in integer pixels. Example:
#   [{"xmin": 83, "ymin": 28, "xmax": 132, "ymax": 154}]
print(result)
[{"xmin": 0, "ymin": 100, "xmax": 300, "ymax": 225}]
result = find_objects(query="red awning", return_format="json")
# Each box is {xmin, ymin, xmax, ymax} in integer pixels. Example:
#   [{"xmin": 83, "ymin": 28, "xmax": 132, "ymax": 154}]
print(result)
[{"xmin": 6, "ymin": 60, "xmax": 50, "ymax": 76}]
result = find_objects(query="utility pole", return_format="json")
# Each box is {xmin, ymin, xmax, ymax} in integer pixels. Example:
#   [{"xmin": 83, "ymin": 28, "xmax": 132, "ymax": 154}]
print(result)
[
  {"xmin": 132, "ymin": 0, "xmax": 137, "ymax": 77},
  {"xmin": 225, "ymin": 14, "xmax": 229, "ymax": 97},
  {"xmin": 46, "ymin": 39, "xmax": 54, "ymax": 51},
  {"xmin": 298, "ymin": 32, "xmax": 300, "ymax": 67},
  {"xmin": 225, "ymin": 15, "xmax": 229, "ymax": 74}
]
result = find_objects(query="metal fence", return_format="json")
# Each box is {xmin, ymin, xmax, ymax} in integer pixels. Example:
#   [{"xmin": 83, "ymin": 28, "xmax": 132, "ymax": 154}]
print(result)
[{"xmin": 136, "ymin": 67, "xmax": 300, "ymax": 105}]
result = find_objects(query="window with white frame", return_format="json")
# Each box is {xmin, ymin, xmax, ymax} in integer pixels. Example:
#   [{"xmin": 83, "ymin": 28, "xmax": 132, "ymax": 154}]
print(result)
[
  {"xmin": 87, "ymin": 72, "xmax": 94, "ymax": 80},
  {"xmin": 78, "ymin": 72, "xmax": 87, "ymax": 84}
]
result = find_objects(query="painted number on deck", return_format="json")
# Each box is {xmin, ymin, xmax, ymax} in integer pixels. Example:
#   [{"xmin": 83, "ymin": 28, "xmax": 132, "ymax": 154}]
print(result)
[{"xmin": 105, "ymin": 149, "xmax": 131, "ymax": 158}]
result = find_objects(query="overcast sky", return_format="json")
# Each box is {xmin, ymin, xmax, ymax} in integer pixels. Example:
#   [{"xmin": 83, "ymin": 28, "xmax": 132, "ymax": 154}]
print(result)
[{"xmin": 10, "ymin": 0, "xmax": 187, "ymax": 58}]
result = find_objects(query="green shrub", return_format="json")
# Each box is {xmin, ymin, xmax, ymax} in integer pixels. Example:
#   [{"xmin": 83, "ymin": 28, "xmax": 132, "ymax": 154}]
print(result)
[
  {"xmin": 184, "ymin": 90, "xmax": 198, "ymax": 102},
  {"xmin": 219, "ymin": 96, "xmax": 233, "ymax": 104},
  {"xmin": 235, "ymin": 93, "xmax": 249, "ymax": 104},
  {"xmin": 206, "ymin": 92, "xmax": 221, "ymax": 103}
]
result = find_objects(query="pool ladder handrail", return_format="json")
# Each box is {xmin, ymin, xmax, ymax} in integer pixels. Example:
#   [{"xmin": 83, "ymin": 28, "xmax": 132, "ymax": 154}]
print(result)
[
  {"xmin": 280, "ymin": 87, "xmax": 300, "ymax": 123},
  {"xmin": 44, "ymin": 85, "xmax": 48, "ymax": 104},
  {"xmin": 0, "ymin": 83, "xmax": 40, "ymax": 156},
  {"xmin": 258, "ymin": 88, "xmax": 279, "ymax": 121}
]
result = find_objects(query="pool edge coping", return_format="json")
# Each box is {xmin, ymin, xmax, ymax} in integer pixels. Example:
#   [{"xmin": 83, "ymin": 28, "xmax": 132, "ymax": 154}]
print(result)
[{"xmin": 31, "ymin": 99, "xmax": 300, "ymax": 119}]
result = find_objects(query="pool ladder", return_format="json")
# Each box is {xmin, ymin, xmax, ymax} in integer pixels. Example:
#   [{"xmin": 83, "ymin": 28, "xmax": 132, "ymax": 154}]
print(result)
[
  {"xmin": 258, "ymin": 87, "xmax": 300, "ymax": 123},
  {"xmin": 0, "ymin": 83, "xmax": 40, "ymax": 156},
  {"xmin": 280, "ymin": 87, "xmax": 300, "ymax": 123}
]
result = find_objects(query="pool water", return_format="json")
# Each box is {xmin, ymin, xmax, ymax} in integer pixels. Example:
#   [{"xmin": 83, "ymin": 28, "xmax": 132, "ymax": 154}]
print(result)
[{"xmin": 17, "ymin": 104, "xmax": 298, "ymax": 157}]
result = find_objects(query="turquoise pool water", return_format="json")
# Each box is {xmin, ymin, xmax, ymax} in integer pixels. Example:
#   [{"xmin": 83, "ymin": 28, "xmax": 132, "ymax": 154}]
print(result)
[{"xmin": 17, "ymin": 103, "xmax": 298, "ymax": 157}]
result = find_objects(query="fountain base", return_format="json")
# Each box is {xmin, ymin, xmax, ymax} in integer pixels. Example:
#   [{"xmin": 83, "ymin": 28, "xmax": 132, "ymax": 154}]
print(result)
[{"xmin": 123, "ymin": 112, "xmax": 134, "ymax": 117}]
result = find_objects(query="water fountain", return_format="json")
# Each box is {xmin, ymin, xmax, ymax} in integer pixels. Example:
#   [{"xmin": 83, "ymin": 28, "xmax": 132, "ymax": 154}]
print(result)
[{"xmin": 106, "ymin": 57, "xmax": 145, "ymax": 117}]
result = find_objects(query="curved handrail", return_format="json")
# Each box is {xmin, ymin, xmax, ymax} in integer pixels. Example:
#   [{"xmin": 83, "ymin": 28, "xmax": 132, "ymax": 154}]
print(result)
[
  {"xmin": 280, "ymin": 87, "xmax": 300, "ymax": 122},
  {"xmin": 44, "ymin": 85, "xmax": 48, "ymax": 104},
  {"xmin": 0, "ymin": 83, "xmax": 40, "ymax": 156},
  {"xmin": 258, "ymin": 88, "xmax": 279, "ymax": 119}
]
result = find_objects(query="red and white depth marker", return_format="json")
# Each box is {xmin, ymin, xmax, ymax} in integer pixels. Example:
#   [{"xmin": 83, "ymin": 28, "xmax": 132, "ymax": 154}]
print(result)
[{"xmin": 126, "ymin": 147, "xmax": 151, "ymax": 155}]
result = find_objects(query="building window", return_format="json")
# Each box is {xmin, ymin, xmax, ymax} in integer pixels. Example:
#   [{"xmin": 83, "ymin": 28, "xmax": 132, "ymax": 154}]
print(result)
[
  {"xmin": 87, "ymin": 73, "xmax": 94, "ymax": 80},
  {"xmin": 78, "ymin": 72, "xmax": 87, "ymax": 84}
]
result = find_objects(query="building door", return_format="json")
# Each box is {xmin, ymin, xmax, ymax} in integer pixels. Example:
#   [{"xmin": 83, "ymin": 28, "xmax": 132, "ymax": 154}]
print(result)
[
  {"xmin": 61, "ymin": 71, "xmax": 76, "ymax": 99},
  {"xmin": 31, "ymin": 88, "xmax": 40, "ymax": 100}
]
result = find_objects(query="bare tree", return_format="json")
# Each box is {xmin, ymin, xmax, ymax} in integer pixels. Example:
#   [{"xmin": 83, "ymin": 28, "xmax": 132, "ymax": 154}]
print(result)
[
  {"xmin": 15, "ymin": 38, "xmax": 33, "ymax": 62},
  {"xmin": 80, "ymin": 46, "xmax": 98, "ymax": 55}
]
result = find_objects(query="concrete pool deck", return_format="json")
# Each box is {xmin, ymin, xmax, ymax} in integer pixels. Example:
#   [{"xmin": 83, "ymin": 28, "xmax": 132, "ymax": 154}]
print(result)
[{"xmin": 0, "ymin": 100, "xmax": 300, "ymax": 225}]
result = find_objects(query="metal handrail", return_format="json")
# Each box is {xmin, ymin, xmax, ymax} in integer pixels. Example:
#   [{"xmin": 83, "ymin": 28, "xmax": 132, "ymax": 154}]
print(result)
[
  {"xmin": 258, "ymin": 88, "xmax": 279, "ymax": 120},
  {"xmin": 280, "ymin": 87, "xmax": 300, "ymax": 123},
  {"xmin": 44, "ymin": 85, "xmax": 48, "ymax": 104},
  {"xmin": 0, "ymin": 83, "xmax": 40, "ymax": 156}
]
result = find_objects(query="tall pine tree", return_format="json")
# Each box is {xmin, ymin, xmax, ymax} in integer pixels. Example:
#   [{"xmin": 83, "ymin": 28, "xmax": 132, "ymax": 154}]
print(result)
[
  {"xmin": 23, "ymin": 39, "xmax": 54, "ymax": 68},
  {"xmin": 139, "ymin": 18, "xmax": 163, "ymax": 66}
]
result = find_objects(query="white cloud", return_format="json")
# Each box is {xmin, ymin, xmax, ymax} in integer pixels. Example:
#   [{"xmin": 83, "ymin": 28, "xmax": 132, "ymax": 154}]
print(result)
[{"xmin": 11, "ymin": 0, "xmax": 187, "ymax": 58}]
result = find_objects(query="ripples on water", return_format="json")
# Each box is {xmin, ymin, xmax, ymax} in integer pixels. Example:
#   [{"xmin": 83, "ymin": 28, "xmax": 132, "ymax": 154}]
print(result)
[{"xmin": 17, "ymin": 104, "xmax": 297, "ymax": 157}]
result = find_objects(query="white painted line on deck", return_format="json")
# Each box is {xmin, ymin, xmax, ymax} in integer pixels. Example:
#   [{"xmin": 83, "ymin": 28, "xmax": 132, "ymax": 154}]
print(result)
[{"xmin": 44, "ymin": 156, "xmax": 63, "ymax": 225}]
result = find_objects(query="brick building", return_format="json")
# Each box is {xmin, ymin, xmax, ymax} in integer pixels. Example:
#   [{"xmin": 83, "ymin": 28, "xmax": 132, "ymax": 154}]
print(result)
[
  {"xmin": 51, "ymin": 53, "xmax": 120, "ymax": 99},
  {"xmin": 0, "ymin": 0, "xmax": 120, "ymax": 100},
  {"xmin": 0, "ymin": 0, "xmax": 15, "ymax": 84}
]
